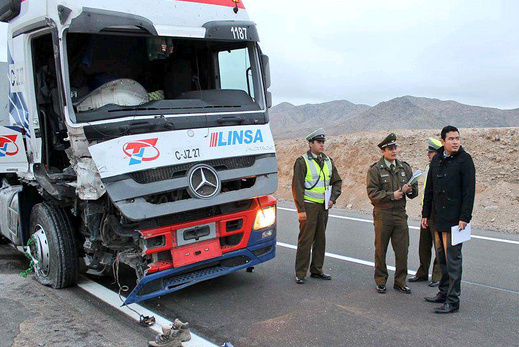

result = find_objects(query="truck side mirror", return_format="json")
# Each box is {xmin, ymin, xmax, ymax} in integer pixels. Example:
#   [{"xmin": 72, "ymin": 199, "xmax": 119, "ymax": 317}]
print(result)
[
  {"xmin": 0, "ymin": 0, "xmax": 21, "ymax": 22},
  {"xmin": 266, "ymin": 91, "xmax": 272, "ymax": 109},
  {"xmin": 261, "ymin": 54, "xmax": 271, "ymax": 90}
]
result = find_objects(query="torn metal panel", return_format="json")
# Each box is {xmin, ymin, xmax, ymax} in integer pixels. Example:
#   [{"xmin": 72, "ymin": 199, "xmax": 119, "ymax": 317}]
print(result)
[{"xmin": 65, "ymin": 124, "xmax": 106, "ymax": 200}]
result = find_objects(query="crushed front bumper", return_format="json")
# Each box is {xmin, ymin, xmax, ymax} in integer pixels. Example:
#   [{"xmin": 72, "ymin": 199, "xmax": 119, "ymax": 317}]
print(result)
[{"xmin": 124, "ymin": 237, "xmax": 275, "ymax": 305}]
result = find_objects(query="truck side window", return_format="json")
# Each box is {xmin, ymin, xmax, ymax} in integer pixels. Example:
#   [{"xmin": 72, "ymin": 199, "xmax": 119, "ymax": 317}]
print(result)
[{"xmin": 218, "ymin": 48, "xmax": 255, "ymax": 101}]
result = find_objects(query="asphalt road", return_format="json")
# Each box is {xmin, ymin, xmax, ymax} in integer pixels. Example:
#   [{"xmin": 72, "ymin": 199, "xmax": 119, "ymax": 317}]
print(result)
[
  {"xmin": 0, "ymin": 245, "xmax": 156, "ymax": 347},
  {"xmin": 131, "ymin": 201, "xmax": 519, "ymax": 347},
  {"xmin": 2, "ymin": 201, "xmax": 518, "ymax": 347}
]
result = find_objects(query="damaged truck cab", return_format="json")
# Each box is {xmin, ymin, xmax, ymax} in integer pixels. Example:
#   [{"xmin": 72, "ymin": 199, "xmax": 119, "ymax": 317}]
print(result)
[{"xmin": 0, "ymin": 0, "xmax": 277, "ymax": 304}]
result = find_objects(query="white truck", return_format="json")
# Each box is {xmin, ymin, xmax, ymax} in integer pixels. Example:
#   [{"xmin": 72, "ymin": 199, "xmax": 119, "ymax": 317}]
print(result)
[{"xmin": 0, "ymin": 0, "xmax": 277, "ymax": 304}]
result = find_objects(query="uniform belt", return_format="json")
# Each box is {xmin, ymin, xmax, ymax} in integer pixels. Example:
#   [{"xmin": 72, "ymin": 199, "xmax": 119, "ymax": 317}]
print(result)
[{"xmin": 374, "ymin": 206, "xmax": 406, "ymax": 212}]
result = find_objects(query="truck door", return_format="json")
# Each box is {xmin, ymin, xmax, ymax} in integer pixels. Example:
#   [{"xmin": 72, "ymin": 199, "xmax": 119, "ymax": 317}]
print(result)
[{"xmin": 30, "ymin": 31, "xmax": 70, "ymax": 171}]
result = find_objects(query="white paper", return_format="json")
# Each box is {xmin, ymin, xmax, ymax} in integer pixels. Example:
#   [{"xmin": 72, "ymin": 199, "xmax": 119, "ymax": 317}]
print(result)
[
  {"xmin": 451, "ymin": 223, "xmax": 472, "ymax": 246},
  {"xmin": 324, "ymin": 186, "xmax": 332, "ymax": 210},
  {"xmin": 407, "ymin": 169, "xmax": 423, "ymax": 186}
]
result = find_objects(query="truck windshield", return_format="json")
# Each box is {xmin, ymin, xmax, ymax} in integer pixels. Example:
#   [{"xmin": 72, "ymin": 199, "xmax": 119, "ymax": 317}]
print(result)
[{"xmin": 65, "ymin": 33, "xmax": 264, "ymax": 123}]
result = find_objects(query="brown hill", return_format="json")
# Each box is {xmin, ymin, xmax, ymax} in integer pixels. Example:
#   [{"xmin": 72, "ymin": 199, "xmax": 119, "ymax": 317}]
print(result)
[
  {"xmin": 269, "ymin": 100, "xmax": 370, "ymax": 140},
  {"xmin": 274, "ymin": 127, "xmax": 519, "ymax": 234},
  {"xmin": 270, "ymin": 96, "xmax": 519, "ymax": 140}
]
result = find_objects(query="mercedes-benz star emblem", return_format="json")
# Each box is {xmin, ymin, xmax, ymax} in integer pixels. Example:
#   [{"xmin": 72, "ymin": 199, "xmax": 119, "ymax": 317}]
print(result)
[{"xmin": 187, "ymin": 164, "xmax": 221, "ymax": 199}]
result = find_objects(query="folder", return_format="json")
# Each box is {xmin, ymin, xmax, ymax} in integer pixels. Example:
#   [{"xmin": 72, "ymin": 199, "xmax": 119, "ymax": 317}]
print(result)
[
  {"xmin": 324, "ymin": 186, "xmax": 332, "ymax": 210},
  {"xmin": 451, "ymin": 223, "xmax": 471, "ymax": 246}
]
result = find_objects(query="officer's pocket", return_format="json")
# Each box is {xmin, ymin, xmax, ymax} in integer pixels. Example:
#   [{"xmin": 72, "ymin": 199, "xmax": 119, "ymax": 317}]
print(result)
[{"xmin": 382, "ymin": 178, "xmax": 390, "ymax": 191}]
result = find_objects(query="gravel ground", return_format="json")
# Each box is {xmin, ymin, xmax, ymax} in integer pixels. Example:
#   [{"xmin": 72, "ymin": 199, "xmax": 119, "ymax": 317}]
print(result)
[{"xmin": 274, "ymin": 127, "xmax": 519, "ymax": 233}]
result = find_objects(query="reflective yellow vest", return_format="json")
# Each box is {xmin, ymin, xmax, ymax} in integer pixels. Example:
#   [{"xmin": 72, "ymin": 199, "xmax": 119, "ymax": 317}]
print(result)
[
  {"xmin": 302, "ymin": 153, "xmax": 332, "ymax": 203},
  {"xmin": 421, "ymin": 163, "xmax": 430, "ymax": 205}
]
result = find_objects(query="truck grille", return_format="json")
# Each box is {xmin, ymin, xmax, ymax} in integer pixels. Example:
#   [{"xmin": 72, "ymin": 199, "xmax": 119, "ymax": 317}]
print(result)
[
  {"xmin": 130, "ymin": 156, "xmax": 256, "ymax": 184},
  {"xmin": 154, "ymin": 199, "xmax": 253, "ymax": 226}
]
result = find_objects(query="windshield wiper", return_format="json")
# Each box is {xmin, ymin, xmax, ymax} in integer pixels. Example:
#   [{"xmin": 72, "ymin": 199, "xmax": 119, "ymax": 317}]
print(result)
[{"xmin": 118, "ymin": 118, "xmax": 174, "ymax": 135}]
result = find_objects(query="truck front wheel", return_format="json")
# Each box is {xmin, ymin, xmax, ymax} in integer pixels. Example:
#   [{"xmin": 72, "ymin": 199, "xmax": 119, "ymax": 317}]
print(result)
[{"xmin": 29, "ymin": 202, "xmax": 78, "ymax": 288}]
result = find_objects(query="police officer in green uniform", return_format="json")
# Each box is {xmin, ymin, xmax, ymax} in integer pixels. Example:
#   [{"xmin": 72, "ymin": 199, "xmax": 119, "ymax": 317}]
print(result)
[
  {"xmin": 367, "ymin": 133, "xmax": 418, "ymax": 294},
  {"xmin": 408, "ymin": 137, "xmax": 442, "ymax": 286},
  {"xmin": 292, "ymin": 128, "xmax": 342, "ymax": 284}
]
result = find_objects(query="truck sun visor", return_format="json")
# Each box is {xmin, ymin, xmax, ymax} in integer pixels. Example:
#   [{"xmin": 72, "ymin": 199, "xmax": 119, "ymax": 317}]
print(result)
[{"xmin": 68, "ymin": 7, "xmax": 157, "ymax": 35}]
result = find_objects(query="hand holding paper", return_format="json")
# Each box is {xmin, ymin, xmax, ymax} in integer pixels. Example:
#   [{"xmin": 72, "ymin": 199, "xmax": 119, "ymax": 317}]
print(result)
[
  {"xmin": 324, "ymin": 186, "xmax": 332, "ymax": 210},
  {"xmin": 451, "ymin": 222, "xmax": 472, "ymax": 246},
  {"xmin": 401, "ymin": 184, "xmax": 412, "ymax": 194}
]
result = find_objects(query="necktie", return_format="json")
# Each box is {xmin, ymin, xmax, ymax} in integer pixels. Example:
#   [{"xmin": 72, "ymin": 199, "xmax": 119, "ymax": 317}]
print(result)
[{"xmin": 390, "ymin": 164, "xmax": 395, "ymax": 172}]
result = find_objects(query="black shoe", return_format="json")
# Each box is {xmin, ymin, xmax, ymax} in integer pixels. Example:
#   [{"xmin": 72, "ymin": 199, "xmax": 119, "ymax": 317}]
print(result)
[
  {"xmin": 408, "ymin": 276, "xmax": 427, "ymax": 282},
  {"xmin": 434, "ymin": 303, "xmax": 459, "ymax": 314},
  {"xmin": 376, "ymin": 285, "xmax": 387, "ymax": 294},
  {"xmin": 428, "ymin": 280, "xmax": 440, "ymax": 287},
  {"xmin": 310, "ymin": 272, "xmax": 332, "ymax": 280},
  {"xmin": 295, "ymin": 276, "xmax": 306, "ymax": 284},
  {"xmin": 393, "ymin": 285, "xmax": 412, "ymax": 294},
  {"xmin": 424, "ymin": 293, "xmax": 447, "ymax": 303}
]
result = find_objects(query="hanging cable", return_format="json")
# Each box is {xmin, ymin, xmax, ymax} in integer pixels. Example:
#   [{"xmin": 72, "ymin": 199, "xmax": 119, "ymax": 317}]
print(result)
[{"xmin": 112, "ymin": 250, "xmax": 155, "ymax": 327}]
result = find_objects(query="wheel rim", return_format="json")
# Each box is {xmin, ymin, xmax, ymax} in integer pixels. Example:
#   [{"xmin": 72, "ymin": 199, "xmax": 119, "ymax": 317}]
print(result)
[{"xmin": 31, "ymin": 224, "xmax": 51, "ymax": 276}]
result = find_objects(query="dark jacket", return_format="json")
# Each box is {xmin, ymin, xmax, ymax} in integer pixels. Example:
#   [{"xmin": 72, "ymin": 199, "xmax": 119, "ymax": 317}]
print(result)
[
  {"xmin": 292, "ymin": 151, "xmax": 342, "ymax": 213},
  {"xmin": 367, "ymin": 157, "xmax": 418, "ymax": 211},
  {"xmin": 422, "ymin": 146, "xmax": 476, "ymax": 232}
]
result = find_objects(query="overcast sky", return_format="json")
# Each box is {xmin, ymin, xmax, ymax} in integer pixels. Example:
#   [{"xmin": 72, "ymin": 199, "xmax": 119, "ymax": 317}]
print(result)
[
  {"xmin": 1, "ymin": 0, "xmax": 518, "ymax": 109},
  {"xmin": 245, "ymin": 0, "xmax": 519, "ymax": 109}
]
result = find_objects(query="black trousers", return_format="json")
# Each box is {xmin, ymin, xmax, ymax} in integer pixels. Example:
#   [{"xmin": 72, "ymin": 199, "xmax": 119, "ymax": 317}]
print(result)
[{"xmin": 433, "ymin": 227, "xmax": 463, "ymax": 305}]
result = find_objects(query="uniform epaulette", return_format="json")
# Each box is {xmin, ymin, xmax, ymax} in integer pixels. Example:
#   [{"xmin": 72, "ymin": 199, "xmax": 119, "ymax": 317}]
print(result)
[{"xmin": 370, "ymin": 162, "xmax": 377, "ymax": 168}]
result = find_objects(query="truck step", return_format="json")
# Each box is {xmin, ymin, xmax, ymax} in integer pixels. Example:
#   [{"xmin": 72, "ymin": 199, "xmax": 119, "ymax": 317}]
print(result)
[{"xmin": 163, "ymin": 265, "xmax": 227, "ymax": 289}]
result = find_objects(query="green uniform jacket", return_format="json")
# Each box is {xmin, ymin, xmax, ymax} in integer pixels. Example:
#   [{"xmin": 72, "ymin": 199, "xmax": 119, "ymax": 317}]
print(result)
[
  {"xmin": 367, "ymin": 157, "xmax": 418, "ymax": 210},
  {"xmin": 292, "ymin": 151, "xmax": 342, "ymax": 213}
]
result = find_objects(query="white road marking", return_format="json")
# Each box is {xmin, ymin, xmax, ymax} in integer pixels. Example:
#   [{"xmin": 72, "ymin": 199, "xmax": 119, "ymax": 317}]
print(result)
[
  {"xmin": 277, "ymin": 241, "xmax": 416, "ymax": 275},
  {"xmin": 277, "ymin": 207, "xmax": 519, "ymax": 245},
  {"xmin": 77, "ymin": 277, "xmax": 218, "ymax": 347},
  {"xmin": 277, "ymin": 241, "xmax": 519, "ymax": 295}
]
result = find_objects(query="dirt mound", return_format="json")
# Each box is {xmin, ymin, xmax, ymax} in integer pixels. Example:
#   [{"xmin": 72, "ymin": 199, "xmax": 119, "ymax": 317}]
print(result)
[{"xmin": 274, "ymin": 128, "xmax": 519, "ymax": 234}]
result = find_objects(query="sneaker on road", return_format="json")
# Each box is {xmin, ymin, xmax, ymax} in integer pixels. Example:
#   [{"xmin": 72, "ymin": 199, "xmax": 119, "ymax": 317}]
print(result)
[
  {"xmin": 173, "ymin": 319, "xmax": 192, "ymax": 342},
  {"xmin": 149, "ymin": 327, "xmax": 183, "ymax": 347}
]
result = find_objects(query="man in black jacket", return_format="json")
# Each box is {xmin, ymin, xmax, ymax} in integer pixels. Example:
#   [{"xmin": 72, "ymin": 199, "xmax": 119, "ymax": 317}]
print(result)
[{"xmin": 421, "ymin": 125, "xmax": 476, "ymax": 314}]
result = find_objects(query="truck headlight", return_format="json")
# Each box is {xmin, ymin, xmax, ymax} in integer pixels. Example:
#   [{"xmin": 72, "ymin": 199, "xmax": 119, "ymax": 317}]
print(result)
[{"xmin": 253, "ymin": 206, "xmax": 276, "ymax": 230}]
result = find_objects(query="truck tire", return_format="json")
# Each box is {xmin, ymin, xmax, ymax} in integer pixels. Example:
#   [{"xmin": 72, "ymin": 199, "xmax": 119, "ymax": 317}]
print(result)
[{"xmin": 29, "ymin": 202, "xmax": 78, "ymax": 288}]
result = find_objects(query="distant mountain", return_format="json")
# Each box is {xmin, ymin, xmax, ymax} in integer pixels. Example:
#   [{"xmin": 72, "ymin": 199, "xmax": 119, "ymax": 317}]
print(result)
[
  {"xmin": 269, "ymin": 100, "xmax": 370, "ymax": 140},
  {"xmin": 269, "ymin": 96, "xmax": 519, "ymax": 140}
]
